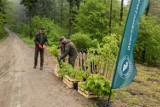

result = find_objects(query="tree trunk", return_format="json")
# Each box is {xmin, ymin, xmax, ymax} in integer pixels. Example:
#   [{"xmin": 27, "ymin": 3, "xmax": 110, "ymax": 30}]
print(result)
[
  {"xmin": 53, "ymin": 0, "xmax": 56, "ymax": 21},
  {"xmin": 29, "ymin": 7, "xmax": 32, "ymax": 38},
  {"xmin": 76, "ymin": 0, "xmax": 81, "ymax": 10},
  {"xmin": 120, "ymin": 0, "xmax": 124, "ymax": 25},
  {"xmin": 145, "ymin": 1, "xmax": 150, "ymax": 16},
  {"xmin": 109, "ymin": 0, "xmax": 113, "ymax": 33},
  {"xmin": 68, "ymin": 1, "xmax": 73, "ymax": 37},
  {"xmin": 60, "ymin": 0, "xmax": 64, "ymax": 27}
]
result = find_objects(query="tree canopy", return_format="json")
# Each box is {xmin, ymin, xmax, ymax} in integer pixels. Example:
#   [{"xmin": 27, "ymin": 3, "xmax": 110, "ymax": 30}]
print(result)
[{"xmin": 1, "ymin": 0, "xmax": 160, "ymax": 66}]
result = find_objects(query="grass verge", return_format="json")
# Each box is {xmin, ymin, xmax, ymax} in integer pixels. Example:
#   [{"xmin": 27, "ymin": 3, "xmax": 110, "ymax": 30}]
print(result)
[
  {"xmin": 21, "ymin": 36, "xmax": 34, "ymax": 45},
  {"xmin": 0, "ymin": 32, "xmax": 8, "ymax": 42},
  {"xmin": 114, "ymin": 64, "xmax": 160, "ymax": 107}
]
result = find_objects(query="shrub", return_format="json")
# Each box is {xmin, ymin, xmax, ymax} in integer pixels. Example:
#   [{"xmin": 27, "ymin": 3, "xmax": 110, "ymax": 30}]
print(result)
[
  {"xmin": 135, "ymin": 16, "xmax": 160, "ymax": 66},
  {"xmin": 85, "ymin": 34, "xmax": 119, "ymax": 78},
  {"xmin": 0, "ymin": 25, "xmax": 5, "ymax": 39},
  {"xmin": 48, "ymin": 45, "xmax": 59, "ymax": 57},
  {"xmin": 70, "ymin": 33, "xmax": 93, "ymax": 50},
  {"xmin": 74, "ymin": 0, "xmax": 120, "ymax": 41},
  {"xmin": 58, "ymin": 61, "xmax": 89, "ymax": 80},
  {"xmin": 31, "ymin": 16, "xmax": 68, "ymax": 46},
  {"xmin": 58, "ymin": 62, "xmax": 74, "ymax": 77},
  {"xmin": 80, "ymin": 74, "xmax": 113, "ymax": 98},
  {"xmin": 68, "ymin": 69, "xmax": 89, "ymax": 81},
  {"xmin": 10, "ymin": 16, "xmax": 68, "ymax": 46},
  {"xmin": 21, "ymin": 37, "xmax": 34, "ymax": 45}
]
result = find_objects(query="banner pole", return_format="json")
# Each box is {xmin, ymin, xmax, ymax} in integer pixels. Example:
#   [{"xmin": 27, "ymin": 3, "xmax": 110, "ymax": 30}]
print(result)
[
  {"xmin": 106, "ymin": 0, "xmax": 150, "ymax": 106},
  {"xmin": 106, "ymin": 0, "xmax": 135, "ymax": 105},
  {"xmin": 107, "ymin": 88, "xmax": 112, "ymax": 104}
]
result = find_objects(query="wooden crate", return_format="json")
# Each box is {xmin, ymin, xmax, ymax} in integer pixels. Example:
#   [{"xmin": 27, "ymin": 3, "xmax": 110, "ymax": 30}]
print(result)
[
  {"xmin": 78, "ymin": 82, "xmax": 97, "ymax": 99},
  {"xmin": 63, "ymin": 75, "xmax": 82, "ymax": 89},
  {"xmin": 54, "ymin": 64, "xmax": 61, "ymax": 77}
]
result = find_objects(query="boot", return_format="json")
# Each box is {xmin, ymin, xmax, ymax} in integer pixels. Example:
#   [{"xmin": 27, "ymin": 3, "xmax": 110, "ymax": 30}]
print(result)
[
  {"xmin": 40, "ymin": 66, "xmax": 43, "ymax": 70},
  {"xmin": 33, "ymin": 66, "xmax": 36, "ymax": 69}
]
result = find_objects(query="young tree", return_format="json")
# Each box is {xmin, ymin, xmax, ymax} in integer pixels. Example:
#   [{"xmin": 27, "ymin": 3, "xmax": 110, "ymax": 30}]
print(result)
[
  {"xmin": 20, "ymin": 0, "xmax": 38, "ymax": 38},
  {"xmin": 120, "ymin": 0, "xmax": 124, "ymax": 23},
  {"xmin": 67, "ymin": 0, "xmax": 83, "ymax": 36},
  {"xmin": 74, "ymin": 0, "xmax": 120, "ymax": 41},
  {"xmin": 67, "ymin": 0, "xmax": 74, "ymax": 36},
  {"xmin": 32, "ymin": 0, "xmax": 55, "ymax": 18},
  {"xmin": 109, "ymin": 0, "xmax": 113, "ymax": 33},
  {"xmin": 0, "ymin": 0, "xmax": 8, "ymax": 24},
  {"xmin": 135, "ymin": 16, "xmax": 160, "ymax": 65},
  {"xmin": 60, "ymin": 0, "xmax": 64, "ymax": 27},
  {"xmin": 0, "ymin": 0, "xmax": 10, "ymax": 39}
]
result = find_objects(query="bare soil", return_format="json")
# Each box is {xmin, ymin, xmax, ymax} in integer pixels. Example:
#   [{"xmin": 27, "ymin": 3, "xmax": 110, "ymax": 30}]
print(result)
[{"xmin": 0, "ymin": 30, "xmax": 94, "ymax": 107}]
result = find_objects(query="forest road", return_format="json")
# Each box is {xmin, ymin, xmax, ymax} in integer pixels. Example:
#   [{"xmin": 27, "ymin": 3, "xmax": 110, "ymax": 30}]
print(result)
[{"xmin": 0, "ymin": 30, "xmax": 93, "ymax": 107}]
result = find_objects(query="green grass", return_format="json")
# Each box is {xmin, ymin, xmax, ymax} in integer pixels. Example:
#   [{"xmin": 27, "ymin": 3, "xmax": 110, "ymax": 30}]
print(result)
[
  {"xmin": 0, "ymin": 32, "xmax": 8, "ymax": 42},
  {"xmin": 114, "ymin": 64, "xmax": 160, "ymax": 107},
  {"xmin": 21, "ymin": 37, "xmax": 34, "ymax": 45},
  {"xmin": 13, "ymin": 33, "xmax": 34, "ymax": 45}
]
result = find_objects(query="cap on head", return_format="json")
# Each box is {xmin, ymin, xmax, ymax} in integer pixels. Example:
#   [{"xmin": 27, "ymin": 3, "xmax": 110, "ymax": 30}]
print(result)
[
  {"xmin": 40, "ymin": 27, "xmax": 45, "ymax": 34},
  {"xmin": 59, "ymin": 36, "xmax": 65, "ymax": 41},
  {"xmin": 40, "ymin": 27, "xmax": 45, "ymax": 30}
]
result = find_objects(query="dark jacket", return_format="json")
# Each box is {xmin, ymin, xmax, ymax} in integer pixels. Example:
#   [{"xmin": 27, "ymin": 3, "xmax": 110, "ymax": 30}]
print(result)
[
  {"xmin": 34, "ymin": 32, "xmax": 47, "ymax": 47},
  {"xmin": 59, "ymin": 42, "xmax": 65, "ymax": 55},
  {"xmin": 60, "ymin": 40, "xmax": 78, "ymax": 59}
]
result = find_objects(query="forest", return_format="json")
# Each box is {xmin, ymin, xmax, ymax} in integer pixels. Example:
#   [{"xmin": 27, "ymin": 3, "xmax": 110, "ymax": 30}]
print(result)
[
  {"xmin": 0, "ymin": 0, "xmax": 160, "ymax": 106},
  {"xmin": 2, "ymin": 0, "xmax": 159, "ymax": 66}
]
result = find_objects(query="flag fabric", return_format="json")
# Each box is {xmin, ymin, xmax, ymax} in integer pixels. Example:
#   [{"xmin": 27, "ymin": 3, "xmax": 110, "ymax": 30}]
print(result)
[{"xmin": 111, "ymin": 0, "xmax": 150, "ymax": 89}]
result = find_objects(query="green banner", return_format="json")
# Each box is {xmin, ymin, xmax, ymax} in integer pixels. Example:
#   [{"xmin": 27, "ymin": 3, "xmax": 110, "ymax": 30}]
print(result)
[{"xmin": 111, "ymin": 0, "xmax": 150, "ymax": 89}]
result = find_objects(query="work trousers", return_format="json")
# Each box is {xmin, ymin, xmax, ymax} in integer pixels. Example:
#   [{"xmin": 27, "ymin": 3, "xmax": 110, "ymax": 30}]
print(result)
[
  {"xmin": 68, "ymin": 55, "xmax": 77, "ymax": 68},
  {"xmin": 34, "ymin": 46, "xmax": 44, "ymax": 67}
]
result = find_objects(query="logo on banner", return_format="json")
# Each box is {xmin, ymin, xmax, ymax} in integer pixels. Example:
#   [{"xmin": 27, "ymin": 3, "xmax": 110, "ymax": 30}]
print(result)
[{"xmin": 118, "ymin": 56, "xmax": 133, "ymax": 79}]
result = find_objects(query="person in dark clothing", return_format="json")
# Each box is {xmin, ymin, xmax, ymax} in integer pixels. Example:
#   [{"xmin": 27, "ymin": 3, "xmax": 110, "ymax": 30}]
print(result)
[
  {"xmin": 33, "ymin": 27, "xmax": 47, "ymax": 70},
  {"xmin": 58, "ymin": 36, "xmax": 78, "ymax": 68},
  {"xmin": 59, "ymin": 41, "xmax": 65, "ymax": 62}
]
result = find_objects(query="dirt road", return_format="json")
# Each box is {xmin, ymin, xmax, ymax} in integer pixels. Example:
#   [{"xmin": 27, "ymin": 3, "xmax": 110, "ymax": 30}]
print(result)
[{"xmin": 0, "ymin": 30, "xmax": 93, "ymax": 107}]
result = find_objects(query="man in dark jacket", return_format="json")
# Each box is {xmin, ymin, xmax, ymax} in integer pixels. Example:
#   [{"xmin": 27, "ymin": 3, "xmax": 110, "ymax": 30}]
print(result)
[
  {"xmin": 33, "ymin": 27, "xmax": 47, "ymax": 70},
  {"xmin": 59, "ymin": 41, "xmax": 66, "ymax": 62},
  {"xmin": 58, "ymin": 36, "xmax": 78, "ymax": 68}
]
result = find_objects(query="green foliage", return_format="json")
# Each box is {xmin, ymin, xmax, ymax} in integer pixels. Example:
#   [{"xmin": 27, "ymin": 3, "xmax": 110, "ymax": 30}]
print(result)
[
  {"xmin": 32, "ymin": 0, "xmax": 55, "ymax": 18},
  {"xmin": 0, "ymin": 0, "xmax": 7, "ymax": 22},
  {"xmin": 58, "ymin": 62, "xmax": 88, "ymax": 80},
  {"xmin": 31, "ymin": 16, "xmax": 67, "ymax": 45},
  {"xmin": 21, "ymin": 36, "xmax": 34, "ymax": 45},
  {"xmin": 11, "ymin": 22, "xmax": 30, "ymax": 36},
  {"xmin": 85, "ymin": 34, "xmax": 119, "ymax": 78},
  {"xmin": 0, "ymin": 25, "xmax": 5, "ymax": 39},
  {"xmin": 20, "ymin": 0, "xmax": 38, "ymax": 9},
  {"xmin": 0, "ymin": 12, "xmax": 6, "ymax": 25},
  {"xmin": 68, "ymin": 69, "xmax": 89, "ymax": 81},
  {"xmin": 58, "ymin": 62, "xmax": 74, "ymax": 77},
  {"xmin": 70, "ymin": 32, "xmax": 97, "ymax": 50},
  {"xmin": 10, "ymin": 23, "xmax": 33, "ymax": 44},
  {"xmin": 48, "ymin": 45, "xmax": 59, "ymax": 57},
  {"xmin": 11, "ymin": 16, "xmax": 67, "ymax": 46},
  {"xmin": 135, "ymin": 16, "xmax": 160, "ymax": 65},
  {"xmin": 36, "ymin": 0, "xmax": 69, "ymax": 26},
  {"xmin": 0, "ymin": 0, "xmax": 10, "ymax": 39},
  {"xmin": 74, "ymin": 0, "xmax": 108, "ymax": 40},
  {"xmin": 150, "ymin": 0, "xmax": 160, "ymax": 21},
  {"xmin": 31, "ymin": 0, "xmax": 69, "ymax": 27},
  {"xmin": 7, "ymin": 0, "xmax": 160, "ymax": 67},
  {"xmin": 74, "ymin": 0, "xmax": 121, "ymax": 41},
  {"xmin": 74, "ymin": 70, "xmax": 88, "ymax": 81},
  {"xmin": 80, "ymin": 74, "xmax": 113, "ymax": 98}
]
